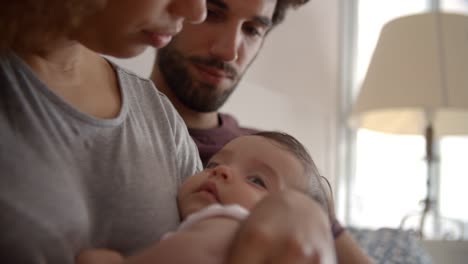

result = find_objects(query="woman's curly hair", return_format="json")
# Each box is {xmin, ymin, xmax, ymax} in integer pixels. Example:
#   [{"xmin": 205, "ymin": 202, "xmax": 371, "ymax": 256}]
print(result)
[
  {"xmin": 0, "ymin": 0, "xmax": 107, "ymax": 52},
  {"xmin": 0, "ymin": 0, "xmax": 309, "ymax": 52}
]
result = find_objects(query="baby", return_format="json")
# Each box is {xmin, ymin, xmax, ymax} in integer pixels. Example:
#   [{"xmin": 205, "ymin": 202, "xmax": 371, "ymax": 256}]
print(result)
[{"xmin": 77, "ymin": 131, "xmax": 334, "ymax": 264}]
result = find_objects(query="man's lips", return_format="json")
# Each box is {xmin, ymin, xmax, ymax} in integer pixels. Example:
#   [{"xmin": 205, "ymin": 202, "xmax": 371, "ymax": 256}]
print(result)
[
  {"xmin": 193, "ymin": 63, "xmax": 233, "ymax": 84},
  {"xmin": 196, "ymin": 181, "xmax": 220, "ymax": 202}
]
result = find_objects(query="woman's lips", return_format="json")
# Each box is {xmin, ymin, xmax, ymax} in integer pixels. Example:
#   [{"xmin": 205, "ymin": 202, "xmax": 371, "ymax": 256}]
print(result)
[{"xmin": 144, "ymin": 32, "xmax": 173, "ymax": 48}]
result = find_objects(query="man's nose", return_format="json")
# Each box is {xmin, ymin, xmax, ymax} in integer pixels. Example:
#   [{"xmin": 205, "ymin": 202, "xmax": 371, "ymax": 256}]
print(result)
[{"xmin": 209, "ymin": 26, "xmax": 242, "ymax": 62}]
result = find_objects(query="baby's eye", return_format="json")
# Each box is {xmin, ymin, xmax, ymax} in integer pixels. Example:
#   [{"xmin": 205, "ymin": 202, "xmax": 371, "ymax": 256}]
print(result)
[
  {"xmin": 247, "ymin": 176, "xmax": 267, "ymax": 189},
  {"xmin": 205, "ymin": 161, "xmax": 218, "ymax": 169}
]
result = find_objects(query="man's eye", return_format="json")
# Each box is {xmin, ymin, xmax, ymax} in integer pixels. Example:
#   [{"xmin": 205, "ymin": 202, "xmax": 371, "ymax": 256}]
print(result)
[
  {"xmin": 247, "ymin": 176, "xmax": 267, "ymax": 189},
  {"xmin": 206, "ymin": 9, "xmax": 222, "ymax": 21},
  {"xmin": 243, "ymin": 25, "xmax": 262, "ymax": 37}
]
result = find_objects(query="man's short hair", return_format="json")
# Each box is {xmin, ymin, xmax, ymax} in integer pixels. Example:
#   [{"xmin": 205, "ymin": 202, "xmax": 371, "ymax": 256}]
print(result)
[{"xmin": 272, "ymin": 0, "xmax": 310, "ymax": 27}]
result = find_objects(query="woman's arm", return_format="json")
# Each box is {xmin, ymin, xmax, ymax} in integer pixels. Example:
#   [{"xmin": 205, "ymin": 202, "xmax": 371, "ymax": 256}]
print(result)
[
  {"xmin": 76, "ymin": 216, "xmax": 240, "ymax": 264},
  {"xmin": 128, "ymin": 216, "xmax": 240, "ymax": 264},
  {"xmin": 321, "ymin": 176, "xmax": 374, "ymax": 264},
  {"xmin": 335, "ymin": 232, "xmax": 375, "ymax": 264}
]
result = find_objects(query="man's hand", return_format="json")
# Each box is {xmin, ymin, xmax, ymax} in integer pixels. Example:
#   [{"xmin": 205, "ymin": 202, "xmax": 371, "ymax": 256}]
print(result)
[{"xmin": 226, "ymin": 190, "xmax": 337, "ymax": 264}]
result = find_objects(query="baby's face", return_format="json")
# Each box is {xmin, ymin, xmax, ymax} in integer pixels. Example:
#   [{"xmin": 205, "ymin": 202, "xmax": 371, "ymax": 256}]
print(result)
[{"xmin": 177, "ymin": 135, "xmax": 306, "ymax": 219}]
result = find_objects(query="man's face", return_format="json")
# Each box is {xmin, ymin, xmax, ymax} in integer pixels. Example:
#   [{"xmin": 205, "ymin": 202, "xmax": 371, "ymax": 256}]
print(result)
[{"xmin": 157, "ymin": 0, "xmax": 277, "ymax": 112}]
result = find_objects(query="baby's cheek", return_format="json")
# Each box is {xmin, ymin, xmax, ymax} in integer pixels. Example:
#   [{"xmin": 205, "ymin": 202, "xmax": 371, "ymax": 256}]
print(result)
[{"xmin": 237, "ymin": 190, "xmax": 268, "ymax": 210}]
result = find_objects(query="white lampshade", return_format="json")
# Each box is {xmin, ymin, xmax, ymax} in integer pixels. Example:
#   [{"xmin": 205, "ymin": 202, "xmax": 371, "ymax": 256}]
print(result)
[{"xmin": 350, "ymin": 12, "xmax": 468, "ymax": 136}]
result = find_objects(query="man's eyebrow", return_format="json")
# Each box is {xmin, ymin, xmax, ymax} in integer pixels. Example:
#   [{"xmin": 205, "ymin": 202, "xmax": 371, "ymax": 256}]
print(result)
[
  {"xmin": 208, "ymin": 0, "xmax": 273, "ymax": 28},
  {"xmin": 253, "ymin": 16, "xmax": 273, "ymax": 28},
  {"xmin": 208, "ymin": 0, "xmax": 228, "ymax": 10}
]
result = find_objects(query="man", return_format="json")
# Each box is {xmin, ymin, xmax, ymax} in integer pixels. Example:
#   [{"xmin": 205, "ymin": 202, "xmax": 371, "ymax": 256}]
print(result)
[
  {"xmin": 150, "ymin": 0, "xmax": 272, "ymax": 166},
  {"xmin": 151, "ymin": 0, "xmax": 373, "ymax": 263}
]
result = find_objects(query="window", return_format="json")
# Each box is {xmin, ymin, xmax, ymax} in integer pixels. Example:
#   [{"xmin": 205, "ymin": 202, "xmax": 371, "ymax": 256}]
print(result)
[
  {"xmin": 441, "ymin": 0, "xmax": 468, "ymax": 13},
  {"xmin": 347, "ymin": 0, "xmax": 468, "ymax": 239},
  {"xmin": 352, "ymin": 130, "xmax": 427, "ymax": 229},
  {"xmin": 440, "ymin": 137, "xmax": 468, "ymax": 222},
  {"xmin": 438, "ymin": 0, "xmax": 468, "ymax": 238}
]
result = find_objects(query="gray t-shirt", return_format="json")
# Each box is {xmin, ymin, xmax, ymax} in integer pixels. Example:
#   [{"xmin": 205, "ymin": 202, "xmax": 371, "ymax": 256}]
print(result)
[{"xmin": 0, "ymin": 52, "xmax": 202, "ymax": 263}]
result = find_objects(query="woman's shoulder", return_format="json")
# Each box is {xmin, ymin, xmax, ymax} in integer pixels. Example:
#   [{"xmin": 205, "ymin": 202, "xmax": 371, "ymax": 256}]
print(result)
[
  {"xmin": 111, "ymin": 61, "xmax": 186, "ymax": 130},
  {"xmin": 110, "ymin": 62, "xmax": 172, "ymax": 107},
  {"xmin": 111, "ymin": 62, "xmax": 154, "ymax": 90},
  {"xmin": 0, "ymin": 51, "xmax": 22, "ymax": 70}
]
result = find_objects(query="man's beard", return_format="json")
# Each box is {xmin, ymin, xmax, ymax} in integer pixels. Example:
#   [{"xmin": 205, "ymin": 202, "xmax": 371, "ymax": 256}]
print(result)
[{"xmin": 157, "ymin": 45, "xmax": 240, "ymax": 113}]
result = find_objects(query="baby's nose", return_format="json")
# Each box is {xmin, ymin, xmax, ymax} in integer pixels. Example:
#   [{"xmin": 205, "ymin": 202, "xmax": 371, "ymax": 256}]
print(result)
[{"xmin": 210, "ymin": 165, "xmax": 233, "ymax": 182}]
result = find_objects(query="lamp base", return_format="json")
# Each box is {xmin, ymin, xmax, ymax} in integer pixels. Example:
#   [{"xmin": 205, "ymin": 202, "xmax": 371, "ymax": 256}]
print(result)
[{"xmin": 400, "ymin": 209, "xmax": 464, "ymax": 240}]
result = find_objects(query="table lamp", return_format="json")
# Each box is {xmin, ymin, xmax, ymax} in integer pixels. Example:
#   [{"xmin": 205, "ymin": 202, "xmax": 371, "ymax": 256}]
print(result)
[{"xmin": 349, "ymin": 12, "xmax": 468, "ymax": 238}]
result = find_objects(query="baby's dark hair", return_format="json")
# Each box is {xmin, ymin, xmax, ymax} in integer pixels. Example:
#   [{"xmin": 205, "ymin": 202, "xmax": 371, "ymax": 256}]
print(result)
[{"xmin": 253, "ymin": 131, "xmax": 332, "ymax": 219}]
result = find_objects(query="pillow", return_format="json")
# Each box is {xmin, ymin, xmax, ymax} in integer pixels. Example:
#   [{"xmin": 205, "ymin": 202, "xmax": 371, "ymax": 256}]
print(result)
[{"xmin": 347, "ymin": 227, "xmax": 433, "ymax": 264}]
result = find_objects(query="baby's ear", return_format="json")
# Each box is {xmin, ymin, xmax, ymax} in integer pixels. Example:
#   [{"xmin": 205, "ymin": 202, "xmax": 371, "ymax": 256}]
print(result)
[{"xmin": 319, "ymin": 175, "xmax": 335, "ymax": 221}]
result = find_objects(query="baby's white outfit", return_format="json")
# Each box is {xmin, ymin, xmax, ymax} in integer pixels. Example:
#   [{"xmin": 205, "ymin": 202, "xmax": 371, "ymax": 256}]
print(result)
[
  {"xmin": 179, "ymin": 204, "xmax": 249, "ymax": 231},
  {"xmin": 163, "ymin": 204, "xmax": 249, "ymax": 239}
]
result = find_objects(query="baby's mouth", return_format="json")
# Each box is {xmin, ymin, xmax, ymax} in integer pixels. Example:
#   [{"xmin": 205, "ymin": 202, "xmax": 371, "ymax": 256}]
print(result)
[{"xmin": 196, "ymin": 181, "xmax": 220, "ymax": 202}]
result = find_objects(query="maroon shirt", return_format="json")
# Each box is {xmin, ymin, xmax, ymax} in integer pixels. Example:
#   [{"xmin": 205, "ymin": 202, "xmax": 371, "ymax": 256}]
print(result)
[{"xmin": 188, "ymin": 113, "xmax": 257, "ymax": 167}]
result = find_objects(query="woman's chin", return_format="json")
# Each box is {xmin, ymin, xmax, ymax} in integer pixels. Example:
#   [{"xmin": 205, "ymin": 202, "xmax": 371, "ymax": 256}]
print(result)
[{"xmin": 104, "ymin": 45, "xmax": 148, "ymax": 59}]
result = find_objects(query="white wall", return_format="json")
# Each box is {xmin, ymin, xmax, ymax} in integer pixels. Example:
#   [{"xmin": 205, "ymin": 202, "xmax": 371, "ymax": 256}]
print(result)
[
  {"xmin": 109, "ymin": 0, "xmax": 341, "ymax": 186},
  {"xmin": 222, "ymin": 0, "xmax": 341, "ymax": 185},
  {"xmin": 421, "ymin": 240, "xmax": 468, "ymax": 264}
]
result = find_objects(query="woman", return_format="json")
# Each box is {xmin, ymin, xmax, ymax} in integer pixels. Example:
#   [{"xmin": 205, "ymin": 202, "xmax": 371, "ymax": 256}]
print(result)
[
  {"xmin": 0, "ymin": 0, "xmax": 338, "ymax": 263},
  {"xmin": 0, "ymin": 0, "xmax": 205, "ymax": 262}
]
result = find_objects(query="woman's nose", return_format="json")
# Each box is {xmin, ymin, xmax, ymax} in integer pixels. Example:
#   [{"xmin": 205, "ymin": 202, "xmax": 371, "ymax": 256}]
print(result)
[
  {"xmin": 209, "ymin": 26, "xmax": 241, "ymax": 63},
  {"xmin": 170, "ymin": 0, "xmax": 207, "ymax": 25}
]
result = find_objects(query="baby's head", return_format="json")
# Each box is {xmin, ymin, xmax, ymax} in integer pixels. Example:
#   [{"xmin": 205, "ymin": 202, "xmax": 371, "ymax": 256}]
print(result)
[{"xmin": 177, "ymin": 132, "xmax": 329, "ymax": 219}]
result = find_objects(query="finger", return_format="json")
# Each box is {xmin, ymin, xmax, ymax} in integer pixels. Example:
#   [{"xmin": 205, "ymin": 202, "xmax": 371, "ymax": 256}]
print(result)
[
  {"xmin": 271, "ymin": 249, "xmax": 332, "ymax": 264},
  {"xmin": 319, "ymin": 247, "xmax": 337, "ymax": 264},
  {"xmin": 76, "ymin": 249, "xmax": 124, "ymax": 264},
  {"xmin": 270, "ymin": 250, "xmax": 311, "ymax": 264},
  {"xmin": 269, "ymin": 238, "xmax": 313, "ymax": 264},
  {"xmin": 271, "ymin": 238, "xmax": 336, "ymax": 264},
  {"xmin": 308, "ymin": 253, "xmax": 322, "ymax": 264},
  {"xmin": 226, "ymin": 224, "xmax": 271, "ymax": 264}
]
